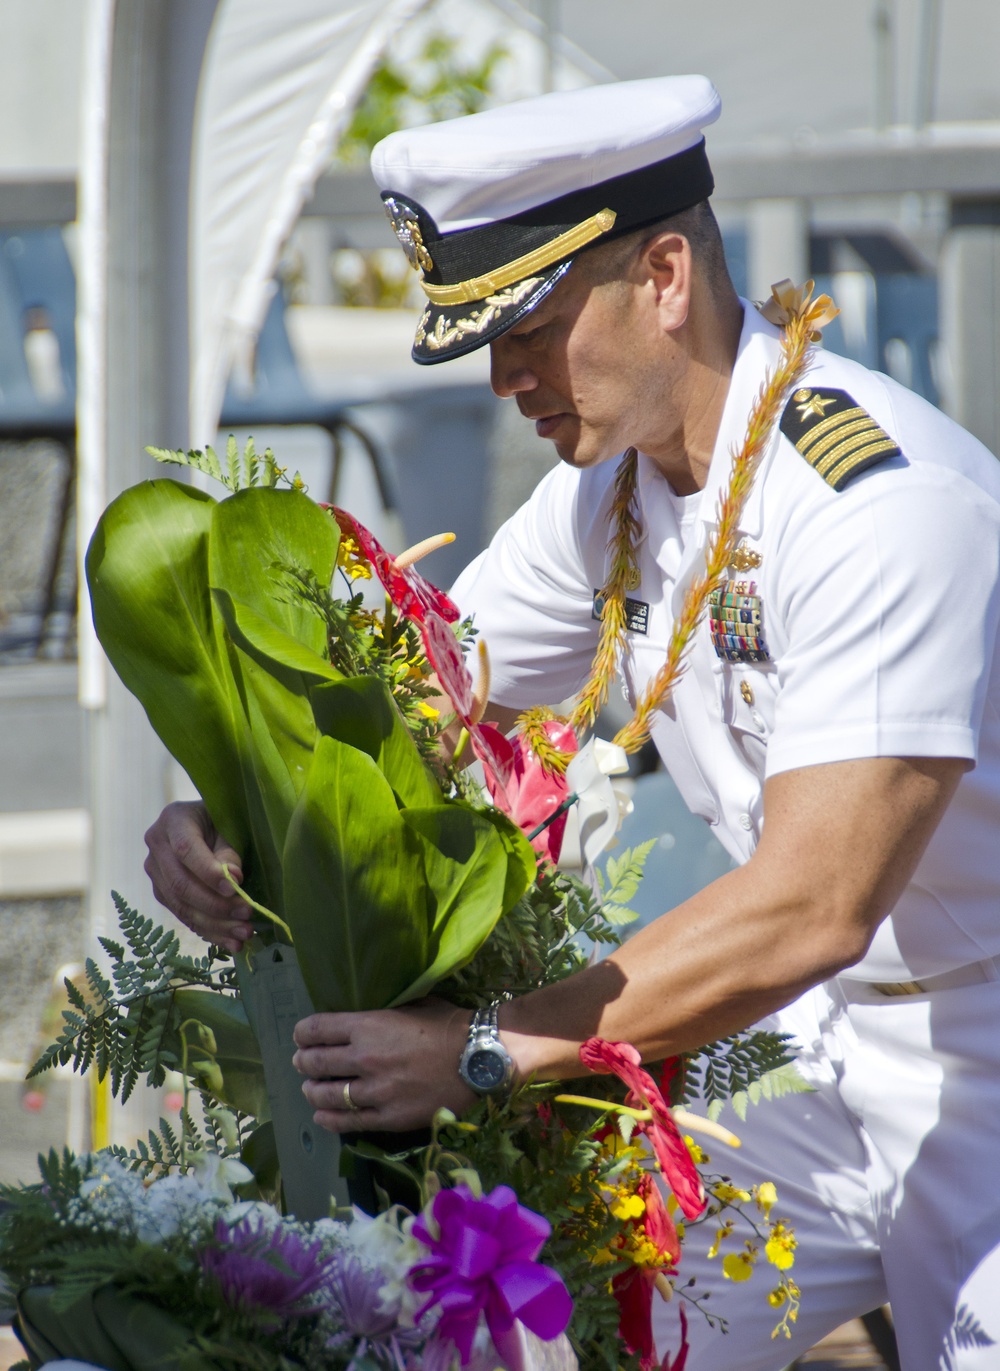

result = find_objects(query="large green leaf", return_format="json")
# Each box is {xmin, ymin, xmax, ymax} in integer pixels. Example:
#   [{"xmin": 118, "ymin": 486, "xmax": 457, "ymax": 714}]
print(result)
[
  {"xmin": 282, "ymin": 736, "xmax": 430, "ymax": 1011},
  {"xmin": 86, "ymin": 480, "xmax": 247, "ymax": 851},
  {"xmin": 209, "ymin": 491, "xmax": 341, "ymax": 878},
  {"xmin": 209, "ymin": 487, "xmax": 338, "ymax": 652},
  {"xmin": 391, "ymin": 802, "xmax": 511, "ymax": 1005},
  {"xmin": 213, "ymin": 589, "xmax": 343, "ymax": 690},
  {"xmin": 477, "ymin": 806, "xmax": 539, "ymax": 915},
  {"xmin": 283, "ymin": 737, "xmax": 516, "ymax": 1012},
  {"xmin": 310, "ymin": 677, "xmax": 440, "ymax": 809}
]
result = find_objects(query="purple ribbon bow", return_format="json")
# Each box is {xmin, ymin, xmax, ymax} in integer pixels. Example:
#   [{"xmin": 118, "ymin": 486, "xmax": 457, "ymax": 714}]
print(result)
[{"xmin": 410, "ymin": 1185, "xmax": 573, "ymax": 1370}]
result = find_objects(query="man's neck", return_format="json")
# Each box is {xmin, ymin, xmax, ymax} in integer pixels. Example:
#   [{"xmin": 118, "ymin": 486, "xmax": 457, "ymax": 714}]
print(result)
[{"xmin": 643, "ymin": 293, "xmax": 744, "ymax": 495}]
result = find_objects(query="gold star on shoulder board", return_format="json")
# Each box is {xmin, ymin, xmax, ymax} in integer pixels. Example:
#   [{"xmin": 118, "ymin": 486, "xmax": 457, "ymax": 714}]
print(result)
[{"xmin": 796, "ymin": 391, "xmax": 836, "ymax": 420}]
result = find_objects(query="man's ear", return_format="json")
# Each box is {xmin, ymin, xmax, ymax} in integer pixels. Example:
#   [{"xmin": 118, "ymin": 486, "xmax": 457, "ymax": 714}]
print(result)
[{"xmin": 642, "ymin": 231, "xmax": 692, "ymax": 334}]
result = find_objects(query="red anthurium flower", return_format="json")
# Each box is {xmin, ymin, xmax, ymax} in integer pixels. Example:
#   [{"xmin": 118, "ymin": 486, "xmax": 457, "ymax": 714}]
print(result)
[
  {"xmin": 579, "ymin": 1039, "xmax": 705, "ymax": 1221},
  {"xmin": 609, "ymin": 1173, "xmax": 679, "ymax": 1370},
  {"xmin": 636, "ymin": 1172, "xmax": 680, "ymax": 1267},
  {"xmin": 422, "ymin": 610, "xmax": 475, "ymax": 720},
  {"xmin": 472, "ymin": 719, "xmax": 578, "ymax": 863},
  {"xmin": 662, "ymin": 1304, "xmax": 690, "ymax": 1371},
  {"xmin": 331, "ymin": 508, "xmax": 460, "ymax": 625},
  {"xmin": 612, "ymin": 1267, "xmax": 657, "ymax": 1371},
  {"xmin": 607, "ymin": 1180, "xmax": 681, "ymax": 1371},
  {"xmin": 326, "ymin": 510, "xmax": 513, "ymax": 801}
]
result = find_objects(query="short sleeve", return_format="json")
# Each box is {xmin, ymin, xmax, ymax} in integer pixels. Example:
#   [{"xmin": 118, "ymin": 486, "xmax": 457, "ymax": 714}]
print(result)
[
  {"xmin": 765, "ymin": 465, "xmax": 1000, "ymax": 778},
  {"xmin": 450, "ymin": 463, "xmax": 611, "ymax": 708}
]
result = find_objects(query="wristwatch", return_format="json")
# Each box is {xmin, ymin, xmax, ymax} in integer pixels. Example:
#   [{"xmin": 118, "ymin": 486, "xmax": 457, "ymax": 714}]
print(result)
[{"xmin": 458, "ymin": 1001, "xmax": 515, "ymax": 1096}]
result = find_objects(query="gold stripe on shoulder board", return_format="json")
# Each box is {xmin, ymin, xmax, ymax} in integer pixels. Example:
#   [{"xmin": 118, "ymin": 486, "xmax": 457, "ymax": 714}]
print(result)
[{"xmin": 780, "ymin": 387, "xmax": 901, "ymax": 491}]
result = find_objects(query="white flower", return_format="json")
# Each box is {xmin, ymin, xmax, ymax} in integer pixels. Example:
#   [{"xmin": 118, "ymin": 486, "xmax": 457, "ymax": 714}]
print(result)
[
  {"xmin": 134, "ymin": 1172, "xmax": 214, "ymax": 1242},
  {"xmin": 188, "ymin": 1148, "xmax": 254, "ymax": 1199},
  {"xmin": 225, "ymin": 1199, "xmax": 282, "ymax": 1228},
  {"xmin": 565, "ymin": 739, "xmax": 635, "ymax": 867},
  {"xmin": 342, "ymin": 1208, "xmax": 426, "ymax": 1325}
]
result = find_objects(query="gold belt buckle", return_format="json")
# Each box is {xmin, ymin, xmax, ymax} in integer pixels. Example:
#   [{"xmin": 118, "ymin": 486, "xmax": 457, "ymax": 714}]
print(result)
[{"xmin": 872, "ymin": 980, "xmax": 926, "ymax": 997}]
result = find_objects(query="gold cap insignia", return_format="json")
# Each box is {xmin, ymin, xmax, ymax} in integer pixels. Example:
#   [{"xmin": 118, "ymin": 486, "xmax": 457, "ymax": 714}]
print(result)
[{"xmin": 384, "ymin": 196, "xmax": 434, "ymax": 275}]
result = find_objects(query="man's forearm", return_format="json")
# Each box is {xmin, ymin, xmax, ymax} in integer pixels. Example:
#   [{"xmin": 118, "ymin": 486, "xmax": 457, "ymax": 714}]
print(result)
[
  {"xmin": 500, "ymin": 753, "xmax": 966, "ymax": 1080},
  {"xmin": 500, "ymin": 860, "xmax": 841, "ymax": 1079}
]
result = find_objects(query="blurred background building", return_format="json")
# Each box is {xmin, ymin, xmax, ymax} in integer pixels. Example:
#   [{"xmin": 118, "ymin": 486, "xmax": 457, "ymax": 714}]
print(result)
[{"xmin": 1, "ymin": 0, "xmax": 998, "ymax": 1190}]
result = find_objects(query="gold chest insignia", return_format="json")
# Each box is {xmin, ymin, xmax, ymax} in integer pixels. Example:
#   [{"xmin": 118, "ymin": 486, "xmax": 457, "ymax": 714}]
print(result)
[
  {"xmin": 780, "ymin": 387, "xmax": 902, "ymax": 491},
  {"xmin": 730, "ymin": 539, "xmax": 762, "ymax": 572}
]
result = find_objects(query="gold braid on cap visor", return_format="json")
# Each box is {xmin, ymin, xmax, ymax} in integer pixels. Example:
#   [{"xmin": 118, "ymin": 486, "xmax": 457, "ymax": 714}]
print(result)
[{"xmin": 419, "ymin": 208, "xmax": 617, "ymax": 307}]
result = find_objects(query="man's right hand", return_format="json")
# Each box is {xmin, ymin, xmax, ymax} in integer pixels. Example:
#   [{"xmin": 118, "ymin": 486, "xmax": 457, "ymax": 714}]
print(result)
[{"xmin": 143, "ymin": 802, "xmax": 252, "ymax": 953}]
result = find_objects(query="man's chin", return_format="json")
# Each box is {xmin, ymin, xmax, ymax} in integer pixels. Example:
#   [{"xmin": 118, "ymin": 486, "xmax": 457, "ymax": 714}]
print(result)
[{"xmin": 552, "ymin": 433, "xmax": 618, "ymax": 470}]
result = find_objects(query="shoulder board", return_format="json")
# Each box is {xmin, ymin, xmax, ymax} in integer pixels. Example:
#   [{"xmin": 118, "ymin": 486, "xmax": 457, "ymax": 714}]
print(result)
[{"xmin": 779, "ymin": 386, "xmax": 901, "ymax": 491}]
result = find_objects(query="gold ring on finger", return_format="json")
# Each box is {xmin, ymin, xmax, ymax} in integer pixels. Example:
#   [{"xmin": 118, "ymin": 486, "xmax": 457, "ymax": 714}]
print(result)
[{"xmin": 343, "ymin": 1079, "xmax": 360, "ymax": 1112}]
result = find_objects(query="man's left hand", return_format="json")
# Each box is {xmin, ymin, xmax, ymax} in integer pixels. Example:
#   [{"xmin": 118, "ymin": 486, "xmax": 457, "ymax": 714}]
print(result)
[{"xmin": 292, "ymin": 999, "xmax": 477, "ymax": 1133}]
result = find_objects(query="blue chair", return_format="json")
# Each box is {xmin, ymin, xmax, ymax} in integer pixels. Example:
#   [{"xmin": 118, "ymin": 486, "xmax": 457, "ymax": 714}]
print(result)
[
  {"xmin": 220, "ymin": 290, "xmax": 398, "ymax": 513},
  {"xmin": 0, "ymin": 228, "xmax": 76, "ymax": 437}
]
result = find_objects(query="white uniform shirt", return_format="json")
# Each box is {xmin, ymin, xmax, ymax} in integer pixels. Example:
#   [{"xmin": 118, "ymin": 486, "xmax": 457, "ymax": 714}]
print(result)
[{"xmin": 452, "ymin": 302, "xmax": 1000, "ymax": 983}]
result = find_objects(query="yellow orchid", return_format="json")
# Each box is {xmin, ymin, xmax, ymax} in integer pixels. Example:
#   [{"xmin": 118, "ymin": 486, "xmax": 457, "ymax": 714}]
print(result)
[
  {"xmin": 712, "ymin": 1181, "xmax": 751, "ymax": 1205},
  {"xmin": 723, "ymin": 1243, "xmax": 758, "ymax": 1283},
  {"xmin": 755, "ymin": 1181, "xmax": 778, "ymax": 1218},
  {"xmin": 765, "ymin": 1220, "xmax": 797, "ymax": 1271}
]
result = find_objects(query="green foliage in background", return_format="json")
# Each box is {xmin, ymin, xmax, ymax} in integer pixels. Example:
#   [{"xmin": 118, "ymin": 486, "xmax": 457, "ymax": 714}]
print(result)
[{"xmin": 337, "ymin": 30, "xmax": 510, "ymax": 162}]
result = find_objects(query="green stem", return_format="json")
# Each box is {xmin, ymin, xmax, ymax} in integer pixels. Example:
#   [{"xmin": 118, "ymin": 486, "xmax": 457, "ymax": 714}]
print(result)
[
  {"xmin": 526, "ymin": 792, "xmax": 579, "ymax": 842},
  {"xmin": 221, "ymin": 864, "xmax": 294, "ymax": 943},
  {"xmin": 554, "ymin": 1093, "xmax": 653, "ymax": 1121},
  {"xmin": 177, "ymin": 1019, "xmax": 199, "ymax": 1169},
  {"xmin": 384, "ymin": 592, "xmax": 395, "ymax": 665}
]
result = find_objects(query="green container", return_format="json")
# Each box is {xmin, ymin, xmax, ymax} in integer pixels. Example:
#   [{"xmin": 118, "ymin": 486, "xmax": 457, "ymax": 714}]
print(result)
[{"xmin": 15, "ymin": 1286, "xmax": 207, "ymax": 1371}]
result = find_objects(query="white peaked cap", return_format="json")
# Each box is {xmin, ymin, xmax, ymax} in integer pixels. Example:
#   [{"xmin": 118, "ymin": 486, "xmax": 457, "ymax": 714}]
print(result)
[
  {"xmin": 372, "ymin": 75, "xmax": 721, "ymax": 232},
  {"xmin": 371, "ymin": 76, "xmax": 723, "ymax": 364}
]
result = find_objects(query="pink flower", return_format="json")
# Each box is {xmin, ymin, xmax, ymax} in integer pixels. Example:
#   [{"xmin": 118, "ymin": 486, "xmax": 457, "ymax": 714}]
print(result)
[
  {"xmin": 579, "ymin": 1039, "xmax": 705, "ymax": 1221},
  {"xmin": 473, "ymin": 720, "xmax": 578, "ymax": 863}
]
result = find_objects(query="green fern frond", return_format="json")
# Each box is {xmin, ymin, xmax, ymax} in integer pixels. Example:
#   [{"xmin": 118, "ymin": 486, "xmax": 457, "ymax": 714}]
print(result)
[
  {"xmin": 707, "ymin": 1060, "xmax": 814, "ymax": 1122},
  {"xmin": 146, "ymin": 438, "xmax": 290, "ymax": 494},
  {"xmin": 602, "ymin": 839, "xmax": 656, "ymax": 907}
]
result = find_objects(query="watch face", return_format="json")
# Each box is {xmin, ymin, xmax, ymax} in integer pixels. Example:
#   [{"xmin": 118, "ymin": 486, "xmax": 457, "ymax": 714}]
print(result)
[{"xmin": 466, "ymin": 1048, "xmax": 507, "ymax": 1092}]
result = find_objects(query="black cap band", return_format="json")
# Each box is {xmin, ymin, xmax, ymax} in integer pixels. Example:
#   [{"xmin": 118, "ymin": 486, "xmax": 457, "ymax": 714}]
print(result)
[{"xmin": 395, "ymin": 138, "xmax": 714, "ymax": 290}]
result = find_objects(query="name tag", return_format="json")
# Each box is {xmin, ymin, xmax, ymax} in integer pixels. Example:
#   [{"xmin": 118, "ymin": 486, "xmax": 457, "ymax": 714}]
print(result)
[{"xmin": 592, "ymin": 590, "xmax": 649, "ymax": 635}]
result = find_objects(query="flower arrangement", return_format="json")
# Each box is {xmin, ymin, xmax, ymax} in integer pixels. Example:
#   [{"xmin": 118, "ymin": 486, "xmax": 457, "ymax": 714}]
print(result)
[
  {"xmin": 6, "ymin": 439, "xmax": 810, "ymax": 1370},
  {"xmin": 1, "ymin": 1148, "xmax": 576, "ymax": 1371}
]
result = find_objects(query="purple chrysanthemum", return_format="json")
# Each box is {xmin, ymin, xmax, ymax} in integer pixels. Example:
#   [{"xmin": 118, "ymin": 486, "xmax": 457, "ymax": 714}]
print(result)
[
  {"xmin": 198, "ymin": 1216, "xmax": 332, "ymax": 1326},
  {"xmin": 324, "ymin": 1249, "xmax": 423, "ymax": 1371}
]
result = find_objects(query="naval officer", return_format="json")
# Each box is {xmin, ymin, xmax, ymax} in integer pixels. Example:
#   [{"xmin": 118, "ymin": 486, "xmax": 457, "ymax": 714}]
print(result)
[{"xmin": 144, "ymin": 77, "xmax": 1000, "ymax": 1368}]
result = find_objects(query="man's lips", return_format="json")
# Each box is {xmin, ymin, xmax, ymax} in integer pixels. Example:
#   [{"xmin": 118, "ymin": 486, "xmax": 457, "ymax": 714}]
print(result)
[{"xmin": 532, "ymin": 413, "xmax": 570, "ymax": 438}]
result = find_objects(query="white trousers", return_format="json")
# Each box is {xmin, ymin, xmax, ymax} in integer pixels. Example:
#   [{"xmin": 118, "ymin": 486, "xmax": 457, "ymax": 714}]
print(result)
[{"xmin": 652, "ymin": 979, "xmax": 1000, "ymax": 1370}]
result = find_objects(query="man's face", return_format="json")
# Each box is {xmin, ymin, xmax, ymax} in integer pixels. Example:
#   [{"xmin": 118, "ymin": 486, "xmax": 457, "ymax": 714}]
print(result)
[{"xmin": 488, "ymin": 257, "xmax": 667, "ymax": 470}]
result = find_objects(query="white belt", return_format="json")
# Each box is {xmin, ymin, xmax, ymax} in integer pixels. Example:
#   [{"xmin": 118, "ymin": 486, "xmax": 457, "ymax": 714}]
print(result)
[{"xmin": 839, "ymin": 953, "xmax": 1000, "ymax": 1001}]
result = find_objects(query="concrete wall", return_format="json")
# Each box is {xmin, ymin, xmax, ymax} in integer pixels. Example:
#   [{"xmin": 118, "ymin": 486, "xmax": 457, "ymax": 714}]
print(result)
[{"xmin": 0, "ymin": 0, "xmax": 87, "ymax": 174}]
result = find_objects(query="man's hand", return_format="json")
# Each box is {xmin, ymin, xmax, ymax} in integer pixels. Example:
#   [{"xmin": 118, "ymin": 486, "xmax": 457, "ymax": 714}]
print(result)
[
  {"xmin": 293, "ymin": 1000, "xmax": 477, "ymax": 1133},
  {"xmin": 143, "ymin": 801, "xmax": 251, "ymax": 953}
]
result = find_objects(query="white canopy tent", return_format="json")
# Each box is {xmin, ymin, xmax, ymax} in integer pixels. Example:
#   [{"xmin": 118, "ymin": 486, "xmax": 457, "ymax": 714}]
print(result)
[{"xmin": 74, "ymin": 0, "xmax": 444, "ymax": 1143}]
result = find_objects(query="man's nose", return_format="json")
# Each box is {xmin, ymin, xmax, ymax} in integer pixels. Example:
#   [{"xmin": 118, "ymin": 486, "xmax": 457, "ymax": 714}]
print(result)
[{"xmin": 488, "ymin": 340, "xmax": 538, "ymax": 399}]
